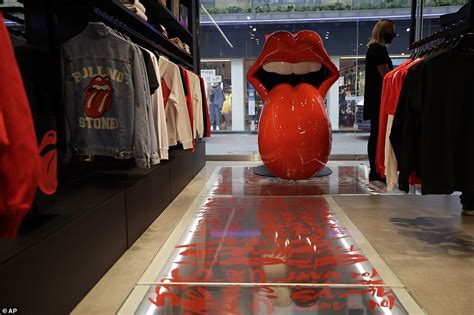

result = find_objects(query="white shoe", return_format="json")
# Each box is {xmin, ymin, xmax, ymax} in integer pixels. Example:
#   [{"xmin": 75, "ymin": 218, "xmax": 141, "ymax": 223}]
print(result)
[
  {"xmin": 216, "ymin": 126, "xmax": 220, "ymax": 131},
  {"xmin": 211, "ymin": 126, "xmax": 214, "ymax": 131}
]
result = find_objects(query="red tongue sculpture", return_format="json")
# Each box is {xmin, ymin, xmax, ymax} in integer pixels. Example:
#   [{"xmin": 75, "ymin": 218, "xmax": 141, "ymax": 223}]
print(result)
[{"xmin": 247, "ymin": 31, "xmax": 340, "ymax": 180}]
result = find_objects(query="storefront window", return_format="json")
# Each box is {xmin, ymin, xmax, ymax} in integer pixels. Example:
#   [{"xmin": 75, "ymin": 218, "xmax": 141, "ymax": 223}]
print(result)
[{"xmin": 200, "ymin": 0, "xmax": 462, "ymax": 155}]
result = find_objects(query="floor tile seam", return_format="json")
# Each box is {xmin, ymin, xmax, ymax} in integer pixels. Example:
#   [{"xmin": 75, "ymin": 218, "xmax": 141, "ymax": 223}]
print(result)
[
  {"xmin": 324, "ymin": 196, "xmax": 406, "ymax": 285},
  {"xmin": 324, "ymin": 195, "xmax": 426, "ymax": 315},
  {"xmin": 199, "ymin": 194, "xmax": 374, "ymax": 198},
  {"xmin": 135, "ymin": 281, "xmax": 406, "ymax": 289},
  {"xmin": 136, "ymin": 185, "xmax": 219, "ymax": 282}
]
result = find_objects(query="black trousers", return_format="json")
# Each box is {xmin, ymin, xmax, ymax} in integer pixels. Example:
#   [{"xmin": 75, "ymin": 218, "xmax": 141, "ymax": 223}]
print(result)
[{"xmin": 368, "ymin": 118, "xmax": 380, "ymax": 177}]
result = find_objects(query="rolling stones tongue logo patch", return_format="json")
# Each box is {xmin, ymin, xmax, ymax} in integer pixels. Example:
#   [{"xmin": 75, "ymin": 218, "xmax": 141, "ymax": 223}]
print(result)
[
  {"xmin": 38, "ymin": 130, "xmax": 57, "ymax": 195},
  {"xmin": 84, "ymin": 76, "xmax": 113, "ymax": 118}
]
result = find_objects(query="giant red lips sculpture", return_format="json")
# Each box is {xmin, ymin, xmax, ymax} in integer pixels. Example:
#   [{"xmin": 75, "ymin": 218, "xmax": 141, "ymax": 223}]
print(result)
[{"xmin": 247, "ymin": 31, "xmax": 340, "ymax": 180}]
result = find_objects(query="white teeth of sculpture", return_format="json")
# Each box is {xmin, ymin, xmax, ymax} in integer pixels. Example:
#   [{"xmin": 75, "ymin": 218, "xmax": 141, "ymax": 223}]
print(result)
[{"xmin": 262, "ymin": 61, "xmax": 322, "ymax": 75}]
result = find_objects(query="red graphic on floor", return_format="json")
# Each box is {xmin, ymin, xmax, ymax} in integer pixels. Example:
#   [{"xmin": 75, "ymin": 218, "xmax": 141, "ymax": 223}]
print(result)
[{"xmin": 145, "ymin": 190, "xmax": 405, "ymax": 314}]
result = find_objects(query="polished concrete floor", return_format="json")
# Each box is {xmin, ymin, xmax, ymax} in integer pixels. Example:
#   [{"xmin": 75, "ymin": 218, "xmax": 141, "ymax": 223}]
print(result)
[
  {"xmin": 206, "ymin": 133, "xmax": 369, "ymax": 157},
  {"xmin": 72, "ymin": 162, "xmax": 474, "ymax": 315}
]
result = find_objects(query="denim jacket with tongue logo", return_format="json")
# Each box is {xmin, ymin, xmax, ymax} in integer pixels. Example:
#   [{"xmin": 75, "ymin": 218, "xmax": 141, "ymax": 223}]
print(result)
[{"xmin": 61, "ymin": 22, "xmax": 159, "ymax": 168}]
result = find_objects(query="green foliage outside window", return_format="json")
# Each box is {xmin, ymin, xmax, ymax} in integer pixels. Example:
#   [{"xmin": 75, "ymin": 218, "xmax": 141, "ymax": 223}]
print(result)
[{"xmin": 202, "ymin": 0, "xmax": 466, "ymax": 15}]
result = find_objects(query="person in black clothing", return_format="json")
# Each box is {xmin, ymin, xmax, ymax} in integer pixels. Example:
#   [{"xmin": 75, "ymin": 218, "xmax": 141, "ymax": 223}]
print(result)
[{"xmin": 364, "ymin": 19, "xmax": 396, "ymax": 182}]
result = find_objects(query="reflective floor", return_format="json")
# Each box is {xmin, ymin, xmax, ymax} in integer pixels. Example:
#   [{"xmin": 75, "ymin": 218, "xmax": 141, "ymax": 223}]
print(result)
[
  {"xmin": 209, "ymin": 166, "xmax": 389, "ymax": 196},
  {"xmin": 119, "ymin": 166, "xmax": 425, "ymax": 314},
  {"xmin": 140, "ymin": 285, "xmax": 408, "ymax": 314}
]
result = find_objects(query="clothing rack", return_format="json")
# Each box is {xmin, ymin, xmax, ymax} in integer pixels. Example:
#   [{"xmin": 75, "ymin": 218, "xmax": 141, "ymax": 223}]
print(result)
[
  {"xmin": 409, "ymin": 0, "xmax": 474, "ymax": 50},
  {"xmin": 93, "ymin": 7, "xmax": 194, "ymax": 69}
]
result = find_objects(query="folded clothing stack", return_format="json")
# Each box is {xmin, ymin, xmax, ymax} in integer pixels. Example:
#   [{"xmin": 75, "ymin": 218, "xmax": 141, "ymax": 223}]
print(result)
[
  {"xmin": 170, "ymin": 38, "xmax": 191, "ymax": 55},
  {"xmin": 170, "ymin": 37, "xmax": 184, "ymax": 50},
  {"xmin": 120, "ymin": 0, "xmax": 148, "ymax": 21},
  {"xmin": 183, "ymin": 43, "xmax": 191, "ymax": 55},
  {"xmin": 158, "ymin": 24, "xmax": 169, "ymax": 38}
]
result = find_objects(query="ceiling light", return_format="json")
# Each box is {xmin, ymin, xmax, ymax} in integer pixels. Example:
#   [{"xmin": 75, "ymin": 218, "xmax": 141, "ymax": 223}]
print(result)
[
  {"xmin": 246, "ymin": 16, "xmax": 251, "ymax": 20},
  {"xmin": 253, "ymin": 28, "xmax": 257, "ymax": 32},
  {"xmin": 406, "ymin": 27, "xmax": 410, "ymax": 32}
]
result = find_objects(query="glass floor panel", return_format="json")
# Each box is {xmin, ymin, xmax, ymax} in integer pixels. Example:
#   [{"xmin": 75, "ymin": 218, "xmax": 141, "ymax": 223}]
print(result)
[
  {"xmin": 138, "ymin": 284, "xmax": 408, "ymax": 314},
  {"xmin": 153, "ymin": 196, "xmax": 386, "ymax": 285},
  {"xmin": 209, "ymin": 166, "xmax": 388, "ymax": 196},
  {"xmin": 119, "ymin": 167, "xmax": 423, "ymax": 315}
]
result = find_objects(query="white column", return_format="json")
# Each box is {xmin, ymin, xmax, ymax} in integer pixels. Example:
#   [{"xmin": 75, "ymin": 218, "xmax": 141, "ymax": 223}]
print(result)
[
  {"xmin": 327, "ymin": 56, "xmax": 340, "ymax": 131},
  {"xmin": 231, "ymin": 58, "xmax": 245, "ymax": 131}
]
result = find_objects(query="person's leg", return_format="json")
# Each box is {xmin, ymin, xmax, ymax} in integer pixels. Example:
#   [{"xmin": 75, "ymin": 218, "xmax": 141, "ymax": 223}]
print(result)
[
  {"xmin": 210, "ymin": 103, "xmax": 216, "ymax": 128},
  {"xmin": 368, "ymin": 118, "xmax": 380, "ymax": 181},
  {"xmin": 216, "ymin": 107, "xmax": 221, "ymax": 130}
]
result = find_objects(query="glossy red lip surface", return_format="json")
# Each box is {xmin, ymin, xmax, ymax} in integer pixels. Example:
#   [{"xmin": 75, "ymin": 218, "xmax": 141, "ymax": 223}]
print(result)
[
  {"xmin": 83, "ymin": 76, "xmax": 113, "ymax": 118},
  {"xmin": 37, "ymin": 130, "xmax": 57, "ymax": 195},
  {"xmin": 247, "ymin": 31, "xmax": 339, "ymax": 180},
  {"xmin": 248, "ymin": 30, "xmax": 339, "ymax": 101}
]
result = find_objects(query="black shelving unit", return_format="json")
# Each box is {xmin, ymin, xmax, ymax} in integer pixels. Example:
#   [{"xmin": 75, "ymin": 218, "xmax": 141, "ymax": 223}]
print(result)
[
  {"xmin": 0, "ymin": 0, "xmax": 205, "ymax": 314},
  {"xmin": 97, "ymin": 0, "xmax": 194, "ymax": 68},
  {"xmin": 141, "ymin": 0, "xmax": 193, "ymax": 42}
]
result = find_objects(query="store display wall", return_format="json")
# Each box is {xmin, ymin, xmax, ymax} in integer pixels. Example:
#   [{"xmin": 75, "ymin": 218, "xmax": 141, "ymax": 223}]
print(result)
[{"xmin": 0, "ymin": 0, "xmax": 207, "ymax": 313}]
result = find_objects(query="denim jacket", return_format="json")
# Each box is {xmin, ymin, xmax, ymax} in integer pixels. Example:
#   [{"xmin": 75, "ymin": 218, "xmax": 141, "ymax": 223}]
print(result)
[{"xmin": 62, "ymin": 22, "xmax": 159, "ymax": 167}]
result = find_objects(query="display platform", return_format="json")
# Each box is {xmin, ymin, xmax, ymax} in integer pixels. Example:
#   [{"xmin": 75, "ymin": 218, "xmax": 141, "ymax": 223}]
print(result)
[
  {"xmin": 253, "ymin": 165, "xmax": 333, "ymax": 177},
  {"xmin": 119, "ymin": 167, "xmax": 423, "ymax": 314}
]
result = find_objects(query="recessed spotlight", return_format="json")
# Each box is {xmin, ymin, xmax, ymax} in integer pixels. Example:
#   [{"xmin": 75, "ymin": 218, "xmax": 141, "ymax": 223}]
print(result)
[
  {"xmin": 406, "ymin": 28, "xmax": 410, "ymax": 32},
  {"xmin": 246, "ymin": 16, "xmax": 251, "ymax": 20},
  {"xmin": 250, "ymin": 25, "xmax": 253, "ymax": 28},
  {"xmin": 253, "ymin": 28, "xmax": 257, "ymax": 32}
]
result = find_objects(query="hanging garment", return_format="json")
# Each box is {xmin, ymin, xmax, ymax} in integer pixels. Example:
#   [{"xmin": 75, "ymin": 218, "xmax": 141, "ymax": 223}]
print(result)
[
  {"xmin": 134, "ymin": 44, "xmax": 160, "ymax": 165},
  {"xmin": 199, "ymin": 77, "xmax": 212, "ymax": 138},
  {"xmin": 144, "ymin": 49, "xmax": 169, "ymax": 160},
  {"xmin": 139, "ymin": 47, "xmax": 159, "ymax": 95},
  {"xmin": 159, "ymin": 56, "xmax": 193, "ymax": 149},
  {"xmin": 14, "ymin": 45, "xmax": 58, "ymax": 199},
  {"xmin": 222, "ymin": 93, "xmax": 231, "ymax": 114},
  {"xmin": 105, "ymin": 32, "xmax": 160, "ymax": 165},
  {"xmin": 0, "ymin": 13, "xmax": 40, "ymax": 239},
  {"xmin": 179, "ymin": 66, "xmax": 195, "ymax": 150},
  {"xmin": 62, "ymin": 22, "xmax": 159, "ymax": 168},
  {"xmin": 383, "ymin": 59, "xmax": 423, "ymax": 190},
  {"xmin": 375, "ymin": 58, "xmax": 420, "ymax": 190},
  {"xmin": 392, "ymin": 45, "xmax": 474, "ymax": 194},
  {"xmin": 187, "ymin": 70, "xmax": 204, "ymax": 138}
]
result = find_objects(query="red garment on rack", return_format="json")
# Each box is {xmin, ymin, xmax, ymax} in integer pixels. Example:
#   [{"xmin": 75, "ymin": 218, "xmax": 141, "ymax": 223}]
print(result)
[
  {"xmin": 376, "ymin": 58, "xmax": 423, "ymax": 186},
  {"xmin": 376, "ymin": 59, "xmax": 413, "ymax": 176},
  {"xmin": 0, "ymin": 13, "xmax": 39, "ymax": 239},
  {"xmin": 199, "ymin": 77, "xmax": 211, "ymax": 138},
  {"xmin": 179, "ymin": 66, "xmax": 195, "ymax": 151}
]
